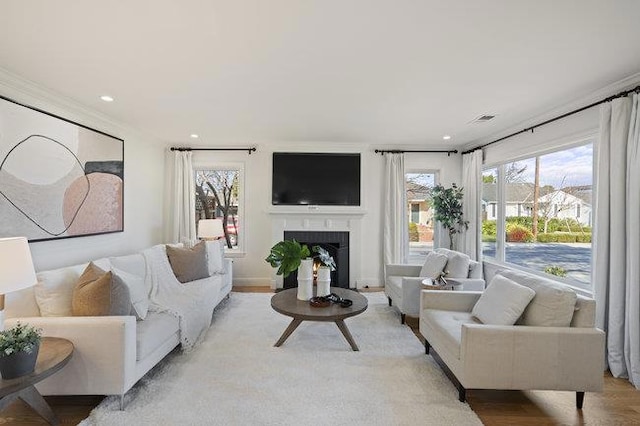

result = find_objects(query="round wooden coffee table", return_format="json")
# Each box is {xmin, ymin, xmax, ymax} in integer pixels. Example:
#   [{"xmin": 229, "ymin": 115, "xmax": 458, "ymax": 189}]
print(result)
[
  {"xmin": 0, "ymin": 337, "xmax": 73, "ymax": 425},
  {"xmin": 271, "ymin": 287, "xmax": 368, "ymax": 351}
]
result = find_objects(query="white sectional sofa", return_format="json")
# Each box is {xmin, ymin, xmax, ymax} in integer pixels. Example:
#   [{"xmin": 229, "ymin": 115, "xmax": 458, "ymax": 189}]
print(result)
[
  {"xmin": 3, "ymin": 241, "xmax": 232, "ymax": 409},
  {"xmin": 419, "ymin": 267, "xmax": 605, "ymax": 409}
]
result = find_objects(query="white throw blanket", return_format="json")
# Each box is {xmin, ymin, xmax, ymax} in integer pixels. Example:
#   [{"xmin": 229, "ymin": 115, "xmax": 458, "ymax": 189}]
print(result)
[{"xmin": 142, "ymin": 245, "xmax": 216, "ymax": 351}]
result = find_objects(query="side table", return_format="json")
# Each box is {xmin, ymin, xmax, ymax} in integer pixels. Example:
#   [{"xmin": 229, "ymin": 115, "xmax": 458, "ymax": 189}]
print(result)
[
  {"xmin": 421, "ymin": 278, "xmax": 463, "ymax": 291},
  {"xmin": 0, "ymin": 337, "xmax": 74, "ymax": 426}
]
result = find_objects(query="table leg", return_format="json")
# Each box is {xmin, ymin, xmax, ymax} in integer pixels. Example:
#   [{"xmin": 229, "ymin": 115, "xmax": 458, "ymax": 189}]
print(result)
[
  {"xmin": 274, "ymin": 318, "xmax": 303, "ymax": 347},
  {"xmin": 18, "ymin": 385, "xmax": 60, "ymax": 426},
  {"xmin": 335, "ymin": 319, "xmax": 359, "ymax": 351}
]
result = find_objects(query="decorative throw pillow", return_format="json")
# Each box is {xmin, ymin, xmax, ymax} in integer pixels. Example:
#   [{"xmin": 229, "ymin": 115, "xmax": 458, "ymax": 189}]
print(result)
[
  {"xmin": 34, "ymin": 263, "xmax": 87, "ymax": 317},
  {"xmin": 443, "ymin": 251, "xmax": 471, "ymax": 278},
  {"xmin": 499, "ymin": 269, "xmax": 578, "ymax": 327},
  {"xmin": 166, "ymin": 240, "xmax": 210, "ymax": 283},
  {"xmin": 419, "ymin": 251, "xmax": 449, "ymax": 278},
  {"xmin": 205, "ymin": 240, "xmax": 226, "ymax": 275},
  {"xmin": 111, "ymin": 267, "xmax": 149, "ymax": 320},
  {"xmin": 72, "ymin": 262, "xmax": 131, "ymax": 316},
  {"xmin": 471, "ymin": 275, "xmax": 536, "ymax": 325}
]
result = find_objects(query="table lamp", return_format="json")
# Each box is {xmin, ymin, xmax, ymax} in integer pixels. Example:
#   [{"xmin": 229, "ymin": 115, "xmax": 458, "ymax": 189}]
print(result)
[
  {"xmin": 197, "ymin": 219, "xmax": 225, "ymax": 240},
  {"xmin": 0, "ymin": 237, "xmax": 37, "ymax": 330}
]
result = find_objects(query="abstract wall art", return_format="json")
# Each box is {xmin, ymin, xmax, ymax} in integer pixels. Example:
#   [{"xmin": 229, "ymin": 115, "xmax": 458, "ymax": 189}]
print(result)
[{"xmin": 0, "ymin": 95, "xmax": 124, "ymax": 242}]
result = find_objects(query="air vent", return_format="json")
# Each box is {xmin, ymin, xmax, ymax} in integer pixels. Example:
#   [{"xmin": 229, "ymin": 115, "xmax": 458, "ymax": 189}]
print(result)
[{"xmin": 469, "ymin": 114, "xmax": 497, "ymax": 124}]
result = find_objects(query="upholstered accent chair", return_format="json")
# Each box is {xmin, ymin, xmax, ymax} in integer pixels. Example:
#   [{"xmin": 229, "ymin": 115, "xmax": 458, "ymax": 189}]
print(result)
[{"xmin": 384, "ymin": 248, "xmax": 485, "ymax": 323}]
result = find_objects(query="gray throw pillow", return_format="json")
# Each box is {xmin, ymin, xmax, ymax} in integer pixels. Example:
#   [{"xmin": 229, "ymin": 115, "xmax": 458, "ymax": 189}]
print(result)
[
  {"xmin": 166, "ymin": 241, "xmax": 210, "ymax": 283},
  {"xmin": 72, "ymin": 262, "xmax": 131, "ymax": 316},
  {"xmin": 419, "ymin": 251, "xmax": 449, "ymax": 278}
]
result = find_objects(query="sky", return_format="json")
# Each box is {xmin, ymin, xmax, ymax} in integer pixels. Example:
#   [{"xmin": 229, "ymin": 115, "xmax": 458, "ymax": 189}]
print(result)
[{"xmin": 484, "ymin": 143, "xmax": 593, "ymax": 188}]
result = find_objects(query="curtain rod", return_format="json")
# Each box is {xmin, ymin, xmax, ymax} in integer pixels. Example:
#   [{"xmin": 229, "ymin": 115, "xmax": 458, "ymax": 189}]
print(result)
[
  {"xmin": 374, "ymin": 149, "xmax": 458, "ymax": 156},
  {"xmin": 461, "ymin": 83, "xmax": 640, "ymax": 155},
  {"xmin": 170, "ymin": 147, "xmax": 257, "ymax": 154}
]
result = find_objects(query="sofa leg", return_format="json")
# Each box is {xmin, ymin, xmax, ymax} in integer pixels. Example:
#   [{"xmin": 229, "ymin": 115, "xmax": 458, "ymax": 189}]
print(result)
[
  {"xmin": 119, "ymin": 394, "xmax": 126, "ymax": 410},
  {"xmin": 387, "ymin": 297, "xmax": 392, "ymax": 307},
  {"xmin": 400, "ymin": 313, "xmax": 406, "ymax": 324},
  {"xmin": 458, "ymin": 385, "xmax": 466, "ymax": 403},
  {"xmin": 576, "ymin": 392, "xmax": 585, "ymax": 409},
  {"xmin": 425, "ymin": 340, "xmax": 430, "ymax": 354}
]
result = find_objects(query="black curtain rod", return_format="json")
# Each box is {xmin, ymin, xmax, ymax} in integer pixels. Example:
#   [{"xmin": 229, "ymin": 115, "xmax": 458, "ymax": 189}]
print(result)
[
  {"xmin": 170, "ymin": 147, "xmax": 257, "ymax": 154},
  {"xmin": 461, "ymin": 83, "xmax": 640, "ymax": 155},
  {"xmin": 374, "ymin": 149, "xmax": 458, "ymax": 156}
]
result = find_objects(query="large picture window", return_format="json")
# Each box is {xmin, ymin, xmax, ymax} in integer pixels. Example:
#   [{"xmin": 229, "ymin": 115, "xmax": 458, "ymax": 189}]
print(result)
[
  {"xmin": 406, "ymin": 172, "xmax": 436, "ymax": 264},
  {"xmin": 482, "ymin": 143, "xmax": 593, "ymax": 290},
  {"xmin": 194, "ymin": 167, "xmax": 243, "ymax": 251}
]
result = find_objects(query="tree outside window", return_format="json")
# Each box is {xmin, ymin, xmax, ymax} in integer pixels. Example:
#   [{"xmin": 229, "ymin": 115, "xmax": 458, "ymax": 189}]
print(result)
[{"xmin": 195, "ymin": 169, "xmax": 240, "ymax": 249}]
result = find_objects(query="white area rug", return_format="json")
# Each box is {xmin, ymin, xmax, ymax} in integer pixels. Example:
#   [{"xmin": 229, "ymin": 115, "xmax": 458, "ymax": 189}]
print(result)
[{"xmin": 80, "ymin": 292, "xmax": 482, "ymax": 425}]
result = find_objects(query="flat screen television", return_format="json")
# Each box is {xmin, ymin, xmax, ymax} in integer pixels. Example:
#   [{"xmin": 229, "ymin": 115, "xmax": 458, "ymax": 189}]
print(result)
[{"xmin": 272, "ymin": 152, "xmax": 361, "ymax": 206}]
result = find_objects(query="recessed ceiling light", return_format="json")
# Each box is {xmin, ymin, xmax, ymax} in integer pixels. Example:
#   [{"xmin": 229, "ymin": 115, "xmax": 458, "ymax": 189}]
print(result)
[
  {"xmin": 442, "ymin": 135, "xmax": 451, "ymax": 140},
  {"xmin": 100, "ymin": 95, "xmax": 114, "ymax": 102},
  {"xmin": 190, "ymin": 134, "xmax": 199, "ymax": 139}
]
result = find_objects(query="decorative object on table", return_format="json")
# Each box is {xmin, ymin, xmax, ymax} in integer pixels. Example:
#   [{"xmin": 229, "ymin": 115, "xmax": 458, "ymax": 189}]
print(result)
[
  {"xmin": 312, "ymin": 245, "xmax": 336, "ymax": 297},
  {"xmin": 0, "ymin": 96, "xmax": 124, "ymax": 242},
  {"xmin": 0, "ymin": 237, "xmax": 37, "ymax": 330},
  {"xmin": 265, "ymin": 241, "xmax": 338, "ymax": 301},
  {"xmin": 197, "ymin": 219, "xmax": 225, "ymax": 241},
  {"xmin": 0, "ymin": 322, "xmax": 41, "ymax": 379},
  {"xmin": 435, "ymin": 270, "xmax": 449, "ymax": 288},
  {"xmin": 430, "ymin": 183, "xmax": 469, "ymax": 250},
  {"xmin": 309, "ymin": 296, "xmax": 331, "ymax": 308}
]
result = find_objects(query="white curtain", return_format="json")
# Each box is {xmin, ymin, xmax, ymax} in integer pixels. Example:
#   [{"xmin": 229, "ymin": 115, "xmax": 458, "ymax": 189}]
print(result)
[
  {"xmin": 383, "ymin": 153, "xmax": 408, "ymax": 266},
  {"xmin": 171, "ymin": 151, "xmax": 197, "ymax": 244},
  {"xmin": 594, "ymin": 93, "xmax": 640, "ymax": 388},
  {"xmin": 461, "ymin": 150, "xmax": 483, "ymax": 260}
]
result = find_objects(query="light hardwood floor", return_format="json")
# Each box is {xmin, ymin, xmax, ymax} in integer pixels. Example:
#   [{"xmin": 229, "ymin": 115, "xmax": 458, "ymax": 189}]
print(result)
[{"xmin": 2, "ymin": 288, "xmax": 639, "ymax": 425}]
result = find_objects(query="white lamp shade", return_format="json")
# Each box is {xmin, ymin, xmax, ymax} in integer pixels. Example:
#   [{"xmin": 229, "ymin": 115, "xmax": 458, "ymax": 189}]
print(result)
[
  {"xmin": 0, "ymin": 237, "xmax": 37, "ymax": 293},
  {"xmin": 198, "ymin": 219, "xmax": 225, "ymax": 239}
]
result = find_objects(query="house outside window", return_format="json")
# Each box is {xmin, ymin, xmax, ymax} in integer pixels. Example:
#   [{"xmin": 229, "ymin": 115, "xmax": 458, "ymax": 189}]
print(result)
[
  {"xmin": 406, "ymin": 172, "xmax": 436, "ymax": 264},
  {"xmin": 482, "ymin": 143, "xmax": 593, "ymax": 291},
  {"xmin": 194, "ymin": 166, "xmax": 244, "ymax": 252}
]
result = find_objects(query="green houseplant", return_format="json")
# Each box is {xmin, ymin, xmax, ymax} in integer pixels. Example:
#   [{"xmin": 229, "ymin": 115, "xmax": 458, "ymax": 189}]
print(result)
[
  {"xmin": 0, "ymin": 322, "xmax": 42, "ymax": 379},
  {"xmin": 431, "ymin": 183, "xmax": 469, "ymax": 250}
]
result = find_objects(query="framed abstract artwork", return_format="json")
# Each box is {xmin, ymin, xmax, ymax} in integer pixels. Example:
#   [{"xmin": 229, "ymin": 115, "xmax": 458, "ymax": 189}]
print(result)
[{"xmin": 0, "ymin": 95, "xmax": 124, "ymax": 242}]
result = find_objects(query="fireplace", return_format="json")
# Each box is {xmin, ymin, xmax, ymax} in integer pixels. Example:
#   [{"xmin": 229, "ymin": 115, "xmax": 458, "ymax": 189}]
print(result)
[{"xmin": 283, "ymin": 231, "xmax": 349, "ymax": 289}]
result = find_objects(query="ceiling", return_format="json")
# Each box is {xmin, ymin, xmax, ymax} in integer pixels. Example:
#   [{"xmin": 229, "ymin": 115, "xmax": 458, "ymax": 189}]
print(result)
[{"xmin": 1, "ymin": 1, "xmax": 639, "ymax": 148}]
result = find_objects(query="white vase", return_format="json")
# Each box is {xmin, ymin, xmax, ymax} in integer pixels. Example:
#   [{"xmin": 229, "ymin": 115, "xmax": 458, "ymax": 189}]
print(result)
[
  {"xmin": 297, "ymin": 259, "xmax": 314, "ymax": 300},
  {"xmin": 316, "ymin": 266, "xmax": 331, "ymax": 297}
]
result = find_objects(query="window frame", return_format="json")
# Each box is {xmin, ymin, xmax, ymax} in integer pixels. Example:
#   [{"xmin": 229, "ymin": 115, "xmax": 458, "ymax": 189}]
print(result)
[
  {"xmin": 481, "ymin": 139, "xmax": 594, "ymax": 295},
  {"xmin": 405, "ymin": 169, "xmax": 439, "ymax": 256},
  {"xmin": 193, "ymin": 161, "xmax": 246, "ymax": 257}
]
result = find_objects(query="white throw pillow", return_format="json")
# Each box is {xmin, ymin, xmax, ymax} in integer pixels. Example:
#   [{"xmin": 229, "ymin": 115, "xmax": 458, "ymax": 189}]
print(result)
[
  {"xmin": 444, "ymin": 251, "xmax": 471, "ymax": 278},
  {"xmin": 34, "ymin": 264, "xmax": 87, "ymax": 316},
  {"xmin": 206, "ymin": 240, "xmax": 226, "ymax": 275},
  {"xmin": 419, "ymin": 252, "xmax": 449, "ymax": 278},
  {"xmin": 499, "ymin": 269, "xmax": 577, "ymax": 327},
  {"xmin": 111, "ymin": 267, "xmax": 149, "ymax": 320},
  {"xmin": 472, "ymin": 275, "xmax": 536, "ymax": 325}
]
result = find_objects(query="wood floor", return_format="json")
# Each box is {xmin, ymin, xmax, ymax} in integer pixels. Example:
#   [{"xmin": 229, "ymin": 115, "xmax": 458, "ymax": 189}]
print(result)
[{"xmin": 1, "ymin": 288, "xmax": 639, "ymax": 425}]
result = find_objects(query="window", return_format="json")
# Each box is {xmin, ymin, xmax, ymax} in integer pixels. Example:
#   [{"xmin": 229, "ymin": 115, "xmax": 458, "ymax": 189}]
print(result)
[
  {"xmin": 194, "ymin": 166, "xmax": 244, "ymax": 252},
  {"xmin": 406, "ymin": 172, "xmax": 436, "ymax": 264},
  {"xmin": 482, "ymin": 143, "xmax": 593, "ymax": 290}
]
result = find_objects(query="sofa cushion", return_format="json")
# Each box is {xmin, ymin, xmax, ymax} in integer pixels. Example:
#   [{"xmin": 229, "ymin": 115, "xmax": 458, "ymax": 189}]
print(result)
[
  {"xmin": 205, "ymin": 240, "xmax": 226, "ymax": 275},
  {"xmin": 109, "ymin": 253, "xmax": 146, "ymax": 279},
  {"xmin": 72, "ymin": 263, "xmax": 131, "ymax": 316},
  {"xmin": 166, "ymin": 241, "xmax": 210, "ymax": 283},
  {"xmin": 35, "ymin": 263, "xmax": 87, "ymax": 317},
  {"xmin": 472, "ymin": 275, "xmax": 535, "ymax": 325},
  {"xmin": 421, "ymin": 309, "xmax": 478, "ymax": 359},
  {"xmin": 136, "ymin": 311, "xmax": 180, "ymax": 361},
  {"xmin": 111, "ymin": 267, "xmax": 149, "ymax": 320},
  {"xmin": 499, "ymin": 269, "xmax": 578, "ymax": 327},
  {"xmin": 419, "ymin": 252, "xmax": 448, "ymax": 278}
]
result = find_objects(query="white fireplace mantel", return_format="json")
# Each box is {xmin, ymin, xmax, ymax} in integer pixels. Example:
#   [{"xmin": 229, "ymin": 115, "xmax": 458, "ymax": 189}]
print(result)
[{"xmin": 268, "ymin": 208, "xmax": 365, "ymax": 290}]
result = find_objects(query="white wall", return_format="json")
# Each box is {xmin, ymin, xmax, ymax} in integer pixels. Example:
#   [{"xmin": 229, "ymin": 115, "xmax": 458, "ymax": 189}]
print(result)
[
  {"xmin": 0, "ymin": 73, "xmax": 165, "ymax": 272},
  {"xmin": 185, "ymin": 144, "xmax": 462, "ymax": 287}
]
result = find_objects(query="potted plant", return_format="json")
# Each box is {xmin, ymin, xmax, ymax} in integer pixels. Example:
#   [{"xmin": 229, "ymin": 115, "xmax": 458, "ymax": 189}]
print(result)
[
  {"xmin": 0, "ymin": 322, "xmax": 42, "ymax": 379},
  {"xmin": 430, "ymin": 183, "xmax": 469, "ymax": 250},
  {"xmin": 265, "ymin": 240, "xmax": 336, "ymax": 300}
]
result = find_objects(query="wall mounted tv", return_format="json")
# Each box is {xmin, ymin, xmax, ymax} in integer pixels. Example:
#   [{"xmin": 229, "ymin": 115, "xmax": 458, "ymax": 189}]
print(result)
[{"xmin": 272, "ymin": 152, "xmax": 361, "ymax": 206}]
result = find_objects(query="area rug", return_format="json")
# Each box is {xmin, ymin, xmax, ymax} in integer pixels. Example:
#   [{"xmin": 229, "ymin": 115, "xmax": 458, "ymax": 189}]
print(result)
[{"xmin": 80, "ymin": 292, "xmax": 482, "ymax": 425}]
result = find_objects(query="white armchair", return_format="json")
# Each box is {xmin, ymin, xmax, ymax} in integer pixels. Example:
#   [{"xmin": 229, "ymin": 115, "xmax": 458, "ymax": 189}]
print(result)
[{"xmin": 384, "ymin": 248, "xmax": 484, "ymax": 323}]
